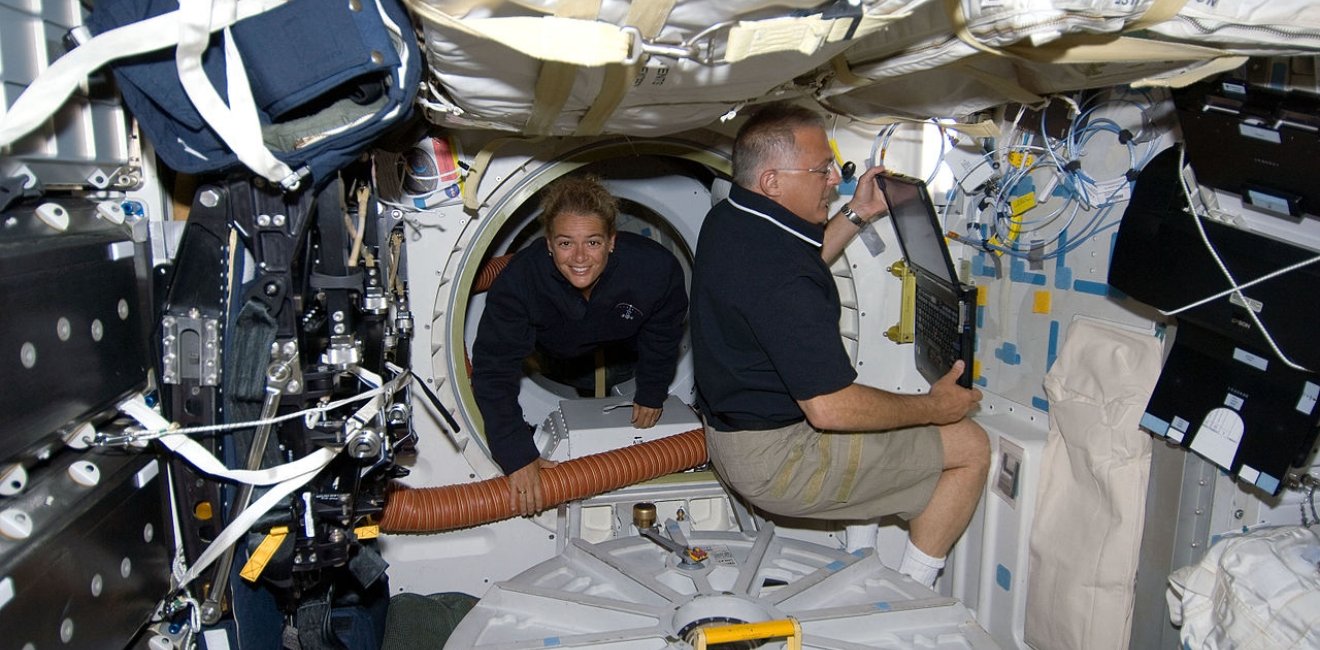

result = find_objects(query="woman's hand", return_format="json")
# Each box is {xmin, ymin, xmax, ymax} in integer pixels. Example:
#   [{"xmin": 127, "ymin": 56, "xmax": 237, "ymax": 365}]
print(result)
[
  {"xmin": 507, "ymin": 457, "xmax": 559, "ymax": 516},
  {"xmin": 631, "ymin": 404, "xmax": 662, "ymax": 429}
]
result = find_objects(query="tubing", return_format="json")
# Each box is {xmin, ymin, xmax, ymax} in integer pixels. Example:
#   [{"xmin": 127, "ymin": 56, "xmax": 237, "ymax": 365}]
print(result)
[
  {"xmin": 465, "ymin": 253, "xmax": 513, "ymax": 377},
  {"xmin": 472, "ymin": 254, "xmax": 513, "ymax": 293},
  {"xmin": 380, "ymin": 427, "xmax": 707, "ymax": 533}
]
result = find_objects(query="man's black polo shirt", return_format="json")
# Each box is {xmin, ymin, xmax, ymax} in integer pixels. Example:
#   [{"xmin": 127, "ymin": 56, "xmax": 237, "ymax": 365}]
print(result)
[{"xmin": 691, "ymin": 184, "xmax": 857, "ymax": 431}]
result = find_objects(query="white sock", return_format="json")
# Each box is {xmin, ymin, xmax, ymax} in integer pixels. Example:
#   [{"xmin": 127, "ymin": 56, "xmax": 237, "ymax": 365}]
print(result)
[
  {"xmin": 844, "ymin": 523, "xmax": 879, "ymax": 553},
  {"xmin": 898, "ymin": 540, "xmax": 944, "ymax": 588}
]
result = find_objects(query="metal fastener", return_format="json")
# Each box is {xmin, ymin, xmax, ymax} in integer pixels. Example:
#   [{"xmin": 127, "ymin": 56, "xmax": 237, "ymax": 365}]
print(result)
[{"xmin": 199, "ymin": 189, "xmax": 221, "ymax": 208}]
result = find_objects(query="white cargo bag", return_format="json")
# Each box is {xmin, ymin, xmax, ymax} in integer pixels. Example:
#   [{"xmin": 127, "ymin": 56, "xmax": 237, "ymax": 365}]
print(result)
[
  {"xmin": 1167, "ymin": 525, "xmax": 1320, "ymax": 650},
  {"xmin": 821, "ymin": 0, "xmax": 1320, "ymax": 121},
  {"xmin": 407, "ymin": 0, "xmax": 917, "ymax": 136}
]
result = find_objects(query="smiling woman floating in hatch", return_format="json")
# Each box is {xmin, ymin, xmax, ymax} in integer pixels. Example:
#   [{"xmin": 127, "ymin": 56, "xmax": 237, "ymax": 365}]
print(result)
[{"xmin": 471, "ymin": 174, "xmax": 689, "ymax": 517}]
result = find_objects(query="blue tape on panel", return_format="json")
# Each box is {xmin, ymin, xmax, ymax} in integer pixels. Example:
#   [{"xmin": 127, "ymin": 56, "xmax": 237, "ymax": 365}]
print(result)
[
  {"xmin": 995, "ymin": 342, "xmax": 1021, "ymax": 365},
  {"xmin": 1140, "ymin": 412, "xmax": 1169, "ymax": 436},
  {"xmin": 1010, "ymin": 258, "xmax": 1047, "ymax": 285}
]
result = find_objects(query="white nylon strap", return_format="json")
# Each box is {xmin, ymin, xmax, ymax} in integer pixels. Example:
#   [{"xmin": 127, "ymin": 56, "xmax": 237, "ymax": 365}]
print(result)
[
  {"xmin": 178, "ymin": 464, "xmax": 326, "ymax": 587},
  {"xmin": 0, "ymin": 0, "xmax": 286, "ymax": 149},
  {"xmin": 176, "ymin": 0, "xmax": 298, "ymax": 187},
  {"xmin": 405, "ymin": 1, "xmax": 634, "ymax": 66},
  {"xmin": 461, "ymin": 135, "xmax": 542, "ymax": 210},
  {"xmin": 408, "ymin": 0, "xmax": 901, "ymax": 68},
  {"xmin": 724, "ymin": 11, "xmax": 908, "ymax": 63},
  {"xmin": 573, "ymin": 0, "xmax": 676, "ymax": 136},
  {"xmin": 119, "ymin": 395, "xmax": 338, "ymax": 486},
  {"xmin": 0, "ymin": 13, "xmax": 176, "ymax": 147},
  {"xmin": 1131, "ymin": 55, "xmax": 1250, "ymax": 89},
  {"xmin": 521, "ymin": 0, "xmax": 603, "ymax": 135},
  {"xmin": 1128, "ymin": 0, "xmax": 1193, "ymax": 31},
  {"xmin": 118, "ymin": 394, "xmax": 339, "ymax": 589}
]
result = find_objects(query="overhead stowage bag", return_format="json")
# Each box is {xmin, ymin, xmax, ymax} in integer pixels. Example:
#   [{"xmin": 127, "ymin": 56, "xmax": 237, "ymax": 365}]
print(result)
[{"xmin": 63, "ymin": 0, "xmax": 421, "ymax": 190}]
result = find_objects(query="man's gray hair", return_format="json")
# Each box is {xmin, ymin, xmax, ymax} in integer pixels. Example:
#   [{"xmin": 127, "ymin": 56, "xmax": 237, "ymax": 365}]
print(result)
[{"xmin": 732, "ymin": 103, "xmax": 827, "ymax": 188}]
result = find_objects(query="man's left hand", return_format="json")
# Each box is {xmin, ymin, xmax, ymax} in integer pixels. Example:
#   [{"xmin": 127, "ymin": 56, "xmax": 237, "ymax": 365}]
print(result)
[{"xmin": 632, "ymin": 404, "xmax": 662, "ymax": 428}]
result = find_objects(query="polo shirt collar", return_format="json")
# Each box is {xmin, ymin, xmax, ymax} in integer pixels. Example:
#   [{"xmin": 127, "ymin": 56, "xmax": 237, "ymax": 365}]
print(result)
[{"xmin": 726, "ymin": 184, "xmax": 824, "ymax": 248}]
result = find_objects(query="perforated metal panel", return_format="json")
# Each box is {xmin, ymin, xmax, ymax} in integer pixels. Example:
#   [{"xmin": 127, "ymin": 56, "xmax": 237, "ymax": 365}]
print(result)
[{"xmin": 1, "ymin": 0, "xmax": 137, "ymax": 190}]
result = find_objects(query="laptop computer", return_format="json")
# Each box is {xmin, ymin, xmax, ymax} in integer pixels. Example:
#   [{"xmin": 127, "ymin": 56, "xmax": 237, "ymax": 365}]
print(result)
[{"xmin": 875, "ymin": 171, "xmax": 977, "ymax": 388}]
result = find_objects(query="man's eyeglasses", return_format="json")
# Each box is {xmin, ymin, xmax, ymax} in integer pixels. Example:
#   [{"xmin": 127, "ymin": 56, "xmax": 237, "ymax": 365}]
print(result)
[{"xmin": 772, "ymin": 161, "xmax": 840, "ymax": 178}]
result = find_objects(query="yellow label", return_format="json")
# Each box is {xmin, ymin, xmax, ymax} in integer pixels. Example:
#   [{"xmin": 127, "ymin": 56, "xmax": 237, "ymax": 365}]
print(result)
[
  {"xmin": 1008, "ymin": 151, "xmax": 1035, "ymax": 168},
  {"xmin": 1010, "ymin": 192, "xmax": 1037, "ymax": 217},
  {"xmin": 977, "ymin": 285, "xmax": 988, "ymax": 306},
  {"xmin": 973, "ymin": 359, "xmax": 982, "ymax": 382},
  {"xmin": 1032, "ymin": 291, "xmax": 1052, "ymax": 314},
  {"xmin": 240, "ymin": 526, "xmax": 289, "ymax": 583},
  {"xmin": 354, "ymin": 524, "xmax": 380, "ymax": 540}
]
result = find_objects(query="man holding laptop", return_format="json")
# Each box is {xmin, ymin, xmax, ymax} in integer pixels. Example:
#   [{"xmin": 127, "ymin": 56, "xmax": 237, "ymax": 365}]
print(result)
[{"xmin": 690, "ymin": 102, "xmax": 988, "ymax": 588}]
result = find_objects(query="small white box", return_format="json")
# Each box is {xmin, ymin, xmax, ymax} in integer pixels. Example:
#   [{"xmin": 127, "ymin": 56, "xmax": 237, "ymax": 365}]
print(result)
[{"xmin": 541, "ymin": 395, "xmax": 702, "ymax": 460}]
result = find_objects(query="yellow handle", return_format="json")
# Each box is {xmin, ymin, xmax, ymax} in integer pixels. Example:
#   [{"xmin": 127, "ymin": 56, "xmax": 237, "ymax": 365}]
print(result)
[
  {"xmin": 691, "ymin": 619, "xmax": 802, "ymax": 650},
  {"xmin": 885, "ymin": 260, "xmax": 916, "ymax": 344}
]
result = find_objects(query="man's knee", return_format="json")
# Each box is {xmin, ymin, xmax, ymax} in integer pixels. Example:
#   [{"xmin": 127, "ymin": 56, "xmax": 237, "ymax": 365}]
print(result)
[{"xmin": 939, "ymin": 418, "xmax": 990, "ymax": 473}]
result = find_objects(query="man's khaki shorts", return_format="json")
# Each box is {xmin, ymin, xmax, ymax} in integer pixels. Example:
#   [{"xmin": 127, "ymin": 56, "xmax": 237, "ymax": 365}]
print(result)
[{"xmin": 705, "ymin": 420, "xmax": 943, "ymax": 521}]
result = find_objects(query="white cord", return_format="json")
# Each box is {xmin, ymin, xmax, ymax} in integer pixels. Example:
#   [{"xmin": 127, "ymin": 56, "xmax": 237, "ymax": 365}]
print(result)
[
  {"xmin": 1172, "ymin": 144, "xmax": 1313, "ymax": 373},
  {"xmin": 1161, "ymin": 254, "xmax": 1320, "ymax": 316},
  {"xmin": 117, "ymin": 384, "xmax": 387, "ymax": 442}
]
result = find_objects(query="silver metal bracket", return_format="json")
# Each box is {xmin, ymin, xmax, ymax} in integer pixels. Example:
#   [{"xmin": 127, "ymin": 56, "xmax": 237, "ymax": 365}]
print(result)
[{"xmin": 160, "ymin": 312, "xmax": 220, "ymax": 386}]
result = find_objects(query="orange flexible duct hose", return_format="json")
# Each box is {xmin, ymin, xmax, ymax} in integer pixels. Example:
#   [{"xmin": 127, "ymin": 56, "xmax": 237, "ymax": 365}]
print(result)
[
  {"xmin": 380, "ymin": 427, "xmax": 707, "ymax": 533},
  {"xmin": 465, "ymin": 253, "xmax": 515, "ymax": 378},
  {"xmin": 472, "ymin": 254, "xmax": 514, "ymax": 294}
]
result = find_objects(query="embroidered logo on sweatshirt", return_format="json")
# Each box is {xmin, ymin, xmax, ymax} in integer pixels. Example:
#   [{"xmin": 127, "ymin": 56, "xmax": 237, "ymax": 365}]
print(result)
[{"xmin": 615, "ymin": 303, "xmax": 644, "ymax": 320}]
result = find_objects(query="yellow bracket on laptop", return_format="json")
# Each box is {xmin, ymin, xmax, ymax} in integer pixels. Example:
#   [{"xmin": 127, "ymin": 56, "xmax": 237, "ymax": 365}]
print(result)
[{"xmin": 884, "ymin": 259, "xmax": 916, "ymax": 344}]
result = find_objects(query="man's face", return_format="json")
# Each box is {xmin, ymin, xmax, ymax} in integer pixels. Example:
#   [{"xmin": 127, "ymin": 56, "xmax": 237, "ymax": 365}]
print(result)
[
  {"xmin": 775, "ymin": 126, "xmax": 841, "ymax": 225},
  {"xmin": 546, "ymin": 211, "xmax": 615, "ymax": 298}
]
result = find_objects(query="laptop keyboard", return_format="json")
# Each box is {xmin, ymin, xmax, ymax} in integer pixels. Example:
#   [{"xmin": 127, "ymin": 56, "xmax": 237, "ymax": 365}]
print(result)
[{"xmin": 915, "ymin": 291, "xmax": 961, "ymax": 371}]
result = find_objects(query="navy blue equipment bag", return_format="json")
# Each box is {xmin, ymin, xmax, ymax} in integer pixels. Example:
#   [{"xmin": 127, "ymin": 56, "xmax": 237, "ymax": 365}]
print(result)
[{"xmin": 86, "ymin": 0, "xmax": 421, "ymax": 192}]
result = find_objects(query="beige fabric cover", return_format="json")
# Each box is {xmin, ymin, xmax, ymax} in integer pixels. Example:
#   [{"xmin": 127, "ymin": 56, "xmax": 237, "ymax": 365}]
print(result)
[{"xmin": 1023, "ymin": 319, "xmax": 1163, "ymax": 650}]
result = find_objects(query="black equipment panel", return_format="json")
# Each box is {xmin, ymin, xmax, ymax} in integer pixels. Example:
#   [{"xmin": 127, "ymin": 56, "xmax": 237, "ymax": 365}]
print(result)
[
  {"xmin": 0, "ymin": 202, "xmax": 148, "ymax": 462},
  {"xmin": 0, "ymin": 452, "xmax": 171, "ymax": 650},
  {"xmin": 1110, "ymin": 148, "xmax": 1320, "ymax": 495},
  {"xmin": 1175, "ymin": 78, "xmax": 1320, "ymax": 219}
]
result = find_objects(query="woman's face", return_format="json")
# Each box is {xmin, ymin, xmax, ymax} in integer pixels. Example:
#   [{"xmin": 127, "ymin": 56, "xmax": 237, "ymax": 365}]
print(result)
[{"xmin": 546, "ymin": 211, "xmax": 615, "ymax": 298}]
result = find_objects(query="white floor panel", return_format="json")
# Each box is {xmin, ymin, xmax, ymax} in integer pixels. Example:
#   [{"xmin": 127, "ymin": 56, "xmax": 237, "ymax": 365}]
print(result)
[{"xmin": 447, "ymin": 524, "xmax": 1001, "ymax": 649}]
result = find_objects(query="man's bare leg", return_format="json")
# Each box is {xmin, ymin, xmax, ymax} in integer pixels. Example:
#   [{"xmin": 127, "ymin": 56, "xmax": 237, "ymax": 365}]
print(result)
[{"xmin": 900, "ymin": 418, "xmax": 990, "ymax": 584}]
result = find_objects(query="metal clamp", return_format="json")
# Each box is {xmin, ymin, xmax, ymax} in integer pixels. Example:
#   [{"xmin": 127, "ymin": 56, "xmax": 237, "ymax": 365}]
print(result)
[{"xmin": 621, "ymin": 22, "xmax": 733, "ymax": 66}]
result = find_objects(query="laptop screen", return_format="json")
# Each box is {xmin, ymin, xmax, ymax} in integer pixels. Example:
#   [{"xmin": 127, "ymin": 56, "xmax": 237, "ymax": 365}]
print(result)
[{"xmin": 879, "ymin": 173, "xmax": 958, "ymax": 285}]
